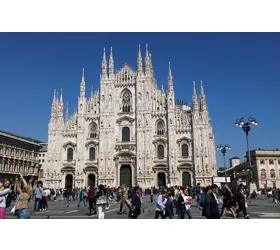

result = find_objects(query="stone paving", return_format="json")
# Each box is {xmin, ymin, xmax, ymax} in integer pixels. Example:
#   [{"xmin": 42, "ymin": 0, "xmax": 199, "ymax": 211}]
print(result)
[{"xmin": 5, "ymin": 195, "xmax": 280, "ymax": 219}]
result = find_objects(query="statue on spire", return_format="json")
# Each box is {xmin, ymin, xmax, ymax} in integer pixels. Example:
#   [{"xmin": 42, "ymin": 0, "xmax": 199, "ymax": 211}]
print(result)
[
  {"xmin": 109, "ymin": 47, "xmax": 114, "ymax": 77},
  {"xmin": 101, "ymin": 47, "xmax": 108, "ymax": 78},
  {"xmin": 199, "ymin": 80, "xmax": 207, "ymax": 111},
  {"xmin": 60, "ymin": 89, "xmax": 63, "ymax": 104},
  {"xmin": 192, "ymin": 81, "xmax": 199, "ymax": 111},
  {"xmin": 168, "ymin": 62, "xmax": 174, "ymax": 92},
  {"xmin": 145, "ymin": 44, "xmax": 150, "ymax": 75},
  {"xmin": 137, "ymin": 44, "xmax": 143, "ymax": 73},
  {"xmin": 80, "ymin": 69, "xmax": 86, "ymax": 97},
  {"xmin": 65, "ymin": 102, "xmax": 69, "ymax": 122}
]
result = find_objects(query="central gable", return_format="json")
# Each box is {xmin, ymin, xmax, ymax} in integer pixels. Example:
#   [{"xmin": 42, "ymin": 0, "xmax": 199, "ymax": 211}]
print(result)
[{"xmin": 116, "ymin": 64, "xmax": 136, "ymax": 84}]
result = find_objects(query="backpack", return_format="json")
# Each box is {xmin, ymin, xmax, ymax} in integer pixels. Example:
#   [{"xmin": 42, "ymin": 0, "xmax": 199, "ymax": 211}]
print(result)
[
  {"xmin": 200, "ymin": 193, "xmax": 205, "ymax": 207},
  {"xmin": 5, "ymin": 192, "xmax": 13, "ymax": 208}
]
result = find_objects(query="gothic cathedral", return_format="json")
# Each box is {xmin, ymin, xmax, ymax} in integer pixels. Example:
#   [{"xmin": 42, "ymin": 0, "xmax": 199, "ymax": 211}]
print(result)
[{"xmin": 41, "ymin": 45, "xmax": 217, "ymax": 189}]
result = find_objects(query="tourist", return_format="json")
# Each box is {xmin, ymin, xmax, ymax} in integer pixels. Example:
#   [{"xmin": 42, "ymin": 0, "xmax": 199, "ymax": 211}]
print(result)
[
  {"xmin": 177, "ymin": 187, "xmax": 192, "ymax": 219},
  {"xmin": 95, "ymin": 185, "xmax": 107, "ymax": 219},
  {"xmin": 33, "ymin": 181, "xmax": 44, "ymax": 211},
  {"xmin": 131, "ymin": 186, "xmax": 142, "ymax": 219},
  {"xmin": 235, "ymin": 184, "xmax": 250, "ymax": 219},
  {"xmin": 219, "ymin": 183, "xmax": 237, "ymax": 219},
  {"xmin": 87, "ymin": 184, "xmax": 96, "ymax": 215},
  {"xmin": 0, "ymin": 179, "xmax": 12, "ymax": 219},
  {"xmin": 195, "ymin": 183, "xmax": 201, "ymax": 210},
  {"xmin": 272, "ymin": 187, "xmax": 279, "ymax": 207},
  {"xmin": 77, "ymin": 188, "xmax": 87, "ymax": 209},
  {"xmin": 118, "ymin": 184, "xmax": 132, "ymax": 215},
  {"xmin": 154, "ymin": 190, "xmax": 166, "ymax": 219},
  {"xmin": 14, "ymin": 174, "xmax": 33, "ymax": 219},
  {"xmin": 202, "ymin": 186, "xmax": 219, "ymax": 219}
]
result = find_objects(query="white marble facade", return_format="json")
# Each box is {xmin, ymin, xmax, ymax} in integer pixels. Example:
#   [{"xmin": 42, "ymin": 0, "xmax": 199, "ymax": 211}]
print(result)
[{"xmin": 40, "ymin": 45, "xmax": 217, "ymax": 189}]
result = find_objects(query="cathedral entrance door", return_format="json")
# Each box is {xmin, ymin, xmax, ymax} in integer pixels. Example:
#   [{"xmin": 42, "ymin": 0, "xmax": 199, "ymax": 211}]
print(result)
[
  {"xmin": 88, "ymin": 174, "xmax": 96, "ymax": 187},
  {"xmin": 157, "ymin": 173, "xmax": 166, "ymax": 187},
  {"xmin": 182, "ymin": 172, "xmax": 191, "ymax": 186},
  {"xmin": 120, "ymin": 165, "xmax": 132, "ymax": 187},
  {"xmin": 65, "ymin": 174, "xmax": 73, "ymax": 189}
]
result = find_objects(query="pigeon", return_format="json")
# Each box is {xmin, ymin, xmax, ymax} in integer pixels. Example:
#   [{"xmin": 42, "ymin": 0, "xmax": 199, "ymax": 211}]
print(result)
[{"xmin": 46, "ymin": 216, "xmax": 50, "ymax": 219}]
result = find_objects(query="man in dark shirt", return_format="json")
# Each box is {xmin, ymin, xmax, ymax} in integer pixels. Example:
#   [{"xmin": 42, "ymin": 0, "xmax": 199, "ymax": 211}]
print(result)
[{"xmin": 131, "ymin": 186, "xmax": 141, "ymax": 219}]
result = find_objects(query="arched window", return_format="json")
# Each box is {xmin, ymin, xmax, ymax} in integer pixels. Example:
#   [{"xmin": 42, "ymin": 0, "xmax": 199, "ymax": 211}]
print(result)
[
  {"xmin": 89, "ymin": 147, "xmax": 95, "ymax": 161},
  {"xmin": 270, "ymin": 169, "xmax": 275, "ymax": 178},
  {"xmin": 122, "ymin": 127, "xmax": 130, "ymax": 141},
  {"xmin": 260, "ymin": 169, "xmax": 266, "ymax": 177},
  {"xmin": 182, "ymin": 144, "xmax": 189, "ymax": 157},
  {"xmin": 122, "ymin": 90, "xmax": 131, "ymax": 113},
  {"xmin": 89, "ymin": 122, "xmax": 98, "ymax": 138},
  {"xmin": 67, "ymin": 148, "xmax": 73, "ymax": 162},
  {"xmin": 158, "ymin": 145, "xmax": 164, "ymax": 159},
  {"xmin": 156, "ymin": 119, "xmax": 165, "ymax": 135}
]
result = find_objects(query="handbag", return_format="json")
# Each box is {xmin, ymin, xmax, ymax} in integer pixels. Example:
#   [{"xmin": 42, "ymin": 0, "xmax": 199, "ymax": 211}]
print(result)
[
  {"xmin": 11, "ymin": 206, "xmax": 16, "ymax": 213},
  {"xmin": 96, "ymin": 195, "xmax": 107, "ymax": 205}
]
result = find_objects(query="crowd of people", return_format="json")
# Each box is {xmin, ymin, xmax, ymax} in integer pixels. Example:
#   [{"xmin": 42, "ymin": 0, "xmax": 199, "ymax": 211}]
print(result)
[{"xmin": 1, "ymin": 175, "xmax": 280, "ymax": 219}]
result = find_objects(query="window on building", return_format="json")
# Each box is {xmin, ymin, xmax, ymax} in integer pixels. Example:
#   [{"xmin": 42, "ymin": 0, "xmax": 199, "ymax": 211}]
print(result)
[
  {"xmin": 278, "ymin": 159, "xmax": 280, "ymax": 165},
  {"xmin": 39, "ymin": 160, "xmax": 41, "ymax": 163},
  {"xmin": 182, "ymin": 144, "xmax": 189, "ymax": 157},
  {"xmin": 40, "ymin": 169, "xmax": 44, "ymax": 178},
  {"xmin": 39, "ymin": 154, "xmax": 41, "ymax": 157},
  {"xmin": 260, "ymin": 159, "xmax": 265, "ymax": 165},
  {"xmin": 270, "ymin": 169, "xmax": 276, "ymax": 178},
  {"xmin": 158, "ymin": 145, "xmax": 164, "ymax": 159},
  {"xmin": 42, "ymin": 159, "xmax": 44, "ymax": 163},
  {"xmin": 122, "ymin": 90, "xmax": 132, "ymax": 113},
  {"xmin": 260, "ymin": 169, "xmax": 266, "ymax": 177},
  {"xmin": 89, "ymin": 122, "xmax": 98, "ymax": 138},
  {"xmin": 89, "ymin": 147, "xmax": 95, "ymax": 161},
  {"xmin": 156, "ymin": 119, "xmax": 165, "ymax": 135},
  {"xmin": 269, "ymin": 159, "xmax": 274, "ymax": 165},
  {"xmin": 43, "ymin": 154, "xmax": 45, "ymax": 157},
  {"xmin": 122, "ymin": 127, "xmax": 130, "ymax": 142},
  {"xmin": 67, "ymin": 148, "xmax": 74, "ymax": 161}
]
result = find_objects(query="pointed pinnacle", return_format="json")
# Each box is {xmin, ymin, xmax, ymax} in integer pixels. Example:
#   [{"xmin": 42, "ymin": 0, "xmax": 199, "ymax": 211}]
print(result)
[
  {"xmin": 200, "ymin": 80, "xmax": 205, "ymax": 96},
  {"xmin": 103, "ymin": 47, "xmax": 106, "ymax": 61},
  {"xmin": 146, "ymin": 44, "xmax": 149, "ymax": 56},
  {"xmin": 110, "ymin": 47, "xmax": 113, "ymax": 60},
  {"xmin": 53, "ymin": 89, "xmax": 56, "ymax": 103},
  {"xmin": 168, "ymin": 62, "xmax": 172, "ymax": 76},
  {"xmin": 81, "ymin": 68, "xmax": 85, "ymax": 82},
  {"xmin": 60, "ymin": 89, "xmax": 63, "ymax": 103}
]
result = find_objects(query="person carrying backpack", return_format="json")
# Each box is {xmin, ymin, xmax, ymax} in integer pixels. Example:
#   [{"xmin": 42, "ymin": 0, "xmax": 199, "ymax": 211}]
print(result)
[{"xmin": 0, "ymin": 178, "xmax": 12, "ymax": 219}]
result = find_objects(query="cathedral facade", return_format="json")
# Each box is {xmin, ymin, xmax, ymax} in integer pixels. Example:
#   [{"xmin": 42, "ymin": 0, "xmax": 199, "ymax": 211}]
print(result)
[{"xmin": 40, "ymin": 45, "xmax": 217, "ymax": 189}]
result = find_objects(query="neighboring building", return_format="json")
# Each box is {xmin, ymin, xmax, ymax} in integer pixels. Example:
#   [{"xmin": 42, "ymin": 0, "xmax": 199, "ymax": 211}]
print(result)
[
  {"xmin": 221, "ymin": 150, "xmax": 280, "ymax": 190},
  {"xmin": 0, "ymin": 130, "xmax": 42, "ymax": 182},
  {"xmin": 250, "ymin": 149, "xmax": 280, "ymax": 189},
  {"xmin": 41, "ymin": 45, "xmax": 217, "ymax": 189},
  {"xmin": 38, "ymin": 143, "xmax": 47, "ymax": 179}
]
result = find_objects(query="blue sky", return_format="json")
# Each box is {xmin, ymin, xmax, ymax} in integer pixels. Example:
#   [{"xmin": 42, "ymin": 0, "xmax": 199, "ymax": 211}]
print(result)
[{"xmin": 0, "ymin": 33, "xmax": 279, "ymax": 167}]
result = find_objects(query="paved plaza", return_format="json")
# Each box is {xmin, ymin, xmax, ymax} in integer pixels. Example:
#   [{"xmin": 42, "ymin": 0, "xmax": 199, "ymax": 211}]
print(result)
[{"xmin": 5, "ymin": 195, "xmax": 280, "ymax": 219}]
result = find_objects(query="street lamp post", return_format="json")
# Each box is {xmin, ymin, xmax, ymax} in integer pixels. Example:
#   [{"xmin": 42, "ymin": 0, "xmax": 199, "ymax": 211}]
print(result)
[
  {"xmin": 235, "ymin": 117, "xmax": 258, "ymax": 192},
  {"xmin": 217, "ymin": 144, "xmax": 231, "ymax": 183}
]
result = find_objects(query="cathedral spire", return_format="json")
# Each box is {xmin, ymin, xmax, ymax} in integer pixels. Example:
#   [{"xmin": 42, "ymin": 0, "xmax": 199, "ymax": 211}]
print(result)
[
  {"xmin": 51, "ymin": 89, "xmax": 57, "ymax": 118},
  {"xmin": 60, "ymin": 89, "xmax": 63, "ymax": 105},
  {"xmin": 101, "ymin": 47, "xmax": 108, "ymax": 78},
  {"xmin": 65, "ymin": 102, "xmax": 69, "ymax": 122},
  {"xmin": 53, "ymin": 89, "xmax": 56, "ymax": 104},
  {"xmin": 168, "ymin": 62, "xmax": 174, "ymax": 92},
  {"xmin": 149, "ymin": 53, "xmax": 154, "ymax": 77},
  {"xmin": 137, "ymin": 44, "xmax": 143, "ymax": 73},
  {"xmin": 192, "ymin": 81, "xmax": 199, "ymax": 111},
  {"xmin": 80, "ymin": 68, "xmax": 85, "ymax": 97},
  {"xmin": 200, "ymin": 80, "xmax": 207, "ymax": 111},
  {"xmin": 109, "ymin": 47, "xmax": 114, "ymax": 77},
  {"xmin": 145, "ymin": 44, "xmax": 150, "ymax": 75}
]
